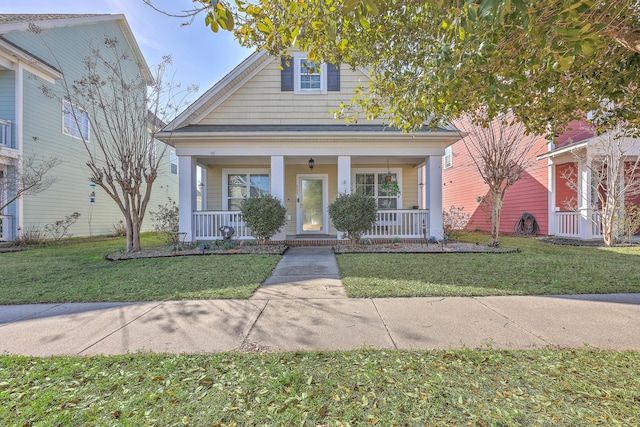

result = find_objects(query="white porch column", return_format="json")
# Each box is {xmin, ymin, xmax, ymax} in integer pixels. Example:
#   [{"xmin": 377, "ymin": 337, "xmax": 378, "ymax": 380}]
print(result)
[
  {"xmin": 15, "ymin": 63, "xmax": 24, "ymax": 238},
  {"xmin": 548, "ymin": 159, "xmax": 556, "ymax": 235},
  {"xmin": 578, "ymin": 159, "xmax": 593, "ymax": 239},
  {"xmin": 178, "ymin": 155, "xmax": 197, "ymax": 242},
  {"xmin": 337, "ymin": 156, "xmax": 351, "ymax": 194},
  {"xmin": 426, "ymin": 155, "xmax": 443, "ymax": 239},
  {"xmin": 337, "ymin": 156, "xmax": 351, "ymax": 239},
  {"xmin": 270, "ymin": 155, "xmax": 286, "ymax": 241}
]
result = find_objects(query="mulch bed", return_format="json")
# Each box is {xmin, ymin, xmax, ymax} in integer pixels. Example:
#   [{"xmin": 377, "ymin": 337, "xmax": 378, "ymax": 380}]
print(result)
[
  {"xmin": 333, "ymin": 242, "xmax": 518, "ymax": 254},
  {"xmin": 105, "ymin": 243, "xmax": 289, "ymax": 260}
]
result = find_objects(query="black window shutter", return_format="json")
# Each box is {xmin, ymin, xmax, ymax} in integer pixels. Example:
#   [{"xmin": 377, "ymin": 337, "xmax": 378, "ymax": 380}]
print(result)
[
  {"xmin": 328, "ymin": 63, "xmax": 340, "ymax": 91},
  {"xmin": 281, "ymin": 57, "xmax": 294, "ymax": 91}
]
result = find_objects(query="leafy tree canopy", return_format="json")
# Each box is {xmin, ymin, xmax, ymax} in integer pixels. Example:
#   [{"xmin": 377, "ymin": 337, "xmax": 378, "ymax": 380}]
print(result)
[{"xmin": 174, "ymin": 0, "xmax": 640, "ymax": 135}]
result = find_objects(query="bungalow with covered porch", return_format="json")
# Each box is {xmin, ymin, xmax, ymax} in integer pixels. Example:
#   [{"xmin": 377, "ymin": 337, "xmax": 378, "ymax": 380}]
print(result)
[{"xmin": 157, "ymin": 51, "xmax": 462, "ymax": 243}]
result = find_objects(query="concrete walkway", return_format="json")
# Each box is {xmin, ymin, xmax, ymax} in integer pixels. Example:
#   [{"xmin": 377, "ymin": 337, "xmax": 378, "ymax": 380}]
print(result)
[{"xmin": 1, "ymin": 247, "xmax": 639, "ymax": 356}]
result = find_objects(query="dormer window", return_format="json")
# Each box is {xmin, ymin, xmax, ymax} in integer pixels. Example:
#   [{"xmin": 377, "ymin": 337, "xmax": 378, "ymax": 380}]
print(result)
[
  {"xmin": 299, "ymin": 59, "xmax": 322, "ymax": 90},
  {"xmin": 281, "ymin": 53, "xmax": 340, "ymax": 93}
]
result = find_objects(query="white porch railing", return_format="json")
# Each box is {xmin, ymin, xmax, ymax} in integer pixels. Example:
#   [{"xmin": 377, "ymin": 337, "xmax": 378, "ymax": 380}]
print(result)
[
  {"xmin": 554, "ymin": 211, "xmax": 603, "ymax": 238},
  {"xmin": 193, "ymin": 211, "xmax": 251, "ymax": 240},
  {"xmin": 0, "ymin": 214, "xmax": 12, "ymax": 241},
  {"xmin": 192, "ymin": 209, "xmax": 429, "ymax": 241},
  {"xmin": 0, "ymin": 119, "xmax": 11, "ymax": 148},
  {"xmin": 555, "ymin": 211, "xmax": 580, "ymax": 237},
  {"xmin": 363, "ymin": 209, "xmax": 429, "ymax": 239}
]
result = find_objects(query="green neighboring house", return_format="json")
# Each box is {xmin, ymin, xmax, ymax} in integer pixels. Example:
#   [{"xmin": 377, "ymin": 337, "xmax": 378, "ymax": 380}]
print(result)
[{"xmin": 0, "ymin": 14, "xmax": 178, "ymax": 241}]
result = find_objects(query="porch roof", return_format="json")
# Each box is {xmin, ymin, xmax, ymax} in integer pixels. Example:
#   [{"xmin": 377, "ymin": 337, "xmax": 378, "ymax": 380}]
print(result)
[{"xmin": 170, "ymin": 124, "xmax": 455, "ymax": 133}]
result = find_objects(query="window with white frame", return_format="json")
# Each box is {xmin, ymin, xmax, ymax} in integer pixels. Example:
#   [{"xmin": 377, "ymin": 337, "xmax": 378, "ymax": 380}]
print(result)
[
  {"xmin": 225, "ymin": 170, "xmax": 270, "ymax": 210},
  {"xmin": 354, "ymin": 170, "xmax": 401, "ymax": 210},
  {"xmin": 443, "ymin": 146, "xmax": 453, "ymax": 169},
  {"xmin": 169, "ymin": 150, "xmax": 177, "ymax": 174},
  {"xmin": 294, "ymin": 53, "xmax": 326, "ymax": 94},
  {"xmin": 299, "ymin": 58, "xmax": 321, "ymax": 90},
  {"xmin": 62, "ymin": 99, "xmax": 90, "ymax": 141}
]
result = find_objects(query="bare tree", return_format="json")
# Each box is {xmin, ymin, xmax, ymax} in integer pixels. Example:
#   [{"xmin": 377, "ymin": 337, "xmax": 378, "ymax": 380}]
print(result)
[
  {"xmin": 0, "ymin": 154, "xmax": 61, "ymax": 214},
  {"xmin": 560, "ymin": 127, "xmax": 640, "ymax": 246},
  {"xmin": 455, "ymin": 113, "xmax": 542, "ymax": 246},
  {"xmin": 39, "ymin": 35, "xmax": 194, "ymax": 252}
]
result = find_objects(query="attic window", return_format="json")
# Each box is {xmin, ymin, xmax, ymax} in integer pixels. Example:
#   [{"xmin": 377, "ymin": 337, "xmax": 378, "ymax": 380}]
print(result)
[
  {"xmin": 300, "ymin": 59, "xmax": 321, "ymax": 90},
  {"xmin": 281, "ymin": 53, "xmax": 340, "ymax": 93}
]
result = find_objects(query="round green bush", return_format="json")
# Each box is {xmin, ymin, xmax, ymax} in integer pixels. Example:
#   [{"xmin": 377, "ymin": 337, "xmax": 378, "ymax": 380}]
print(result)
[
  {"xmin": 240, "ymin": 195, "xmax": 287, "ymax": 243},
  {"xmin": 329, "ymin": 192, "xmax": 377, "ymax": 244}
]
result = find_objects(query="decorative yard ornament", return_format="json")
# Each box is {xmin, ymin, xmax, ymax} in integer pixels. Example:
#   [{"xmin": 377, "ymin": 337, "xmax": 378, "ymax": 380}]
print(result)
[{"xmin": 219, "ymin": 225, "xmax": 235, "ymax": 242}]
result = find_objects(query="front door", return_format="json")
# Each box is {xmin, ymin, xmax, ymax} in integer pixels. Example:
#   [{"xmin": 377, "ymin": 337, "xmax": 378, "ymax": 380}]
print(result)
[{"xmin": 297, "ymin": 174, "xmax": 328, "ymax": 234}]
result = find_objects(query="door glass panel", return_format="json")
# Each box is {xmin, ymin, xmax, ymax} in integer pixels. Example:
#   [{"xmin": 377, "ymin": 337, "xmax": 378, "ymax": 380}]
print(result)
[{"xmin": 301, "ymin": 178, "xmax": 323, "ymax": 232}]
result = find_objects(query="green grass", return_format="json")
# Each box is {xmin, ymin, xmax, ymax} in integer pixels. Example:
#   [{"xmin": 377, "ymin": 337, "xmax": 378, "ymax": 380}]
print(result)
[
  {"xmin": 337, "ymin": 233, "xmax": 640, "ymax": 297},
  {"xmin": 0, "ymin": 234, "xmax": 281, "ymax": 304},
  {"xmin": 1, "ymin": 349, "xmax": 638, "ymax": 425}
]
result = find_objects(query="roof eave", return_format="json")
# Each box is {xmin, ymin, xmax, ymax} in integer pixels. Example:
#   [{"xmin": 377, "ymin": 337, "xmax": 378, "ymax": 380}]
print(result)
[{"xmin": 156, "ymin": 130, "xmax": 464, "ymax": 143}]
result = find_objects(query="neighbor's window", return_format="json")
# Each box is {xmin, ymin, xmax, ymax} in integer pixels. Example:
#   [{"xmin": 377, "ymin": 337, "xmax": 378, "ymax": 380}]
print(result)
[
  {"xmin": 355, "ymin": 172, "xmax": 399, "ymax": 210},
  {"xmin": 226, "ymin": 171, "xmax": 270, "ymax": 210},
  {"xmin": 443, "ymin": 146, "xmax": 453, "ymax": 169},
  {"xmin": 169, "ymin": 150, "xmax": 177, "ymax": 174},
  {"xmin": 62, "ymin": 99, "xmax": 90, "ymax": 141}
]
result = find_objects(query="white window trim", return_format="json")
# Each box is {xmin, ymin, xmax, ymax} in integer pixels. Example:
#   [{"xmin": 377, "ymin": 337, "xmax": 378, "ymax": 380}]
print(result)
[
  {"xmin": 62, "ymin": 99, "xmax": 90, "ymax": 141},
  {"xmin": 222, "ymin": 168, "xmax": 271, "ymax": 210},
  {"xmin": 293, "ymin": 52, "xmax": 327, "ymax": 95},
  {"xmin": 352, "ymin": 168, "xmax": 403, "ymax": 208},
  {"xmin": 443, "ymin": 146, "xmax": 453, "ymax": 169}
]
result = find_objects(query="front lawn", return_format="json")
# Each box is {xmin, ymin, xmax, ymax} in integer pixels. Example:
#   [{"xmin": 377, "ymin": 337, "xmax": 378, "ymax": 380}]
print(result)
[
  {"xmin": 337, "ymin": 233, "xmax": 640, "ymax": 297},
  {"xmin": 1, "ymin": 349, "xmax": 638, "ymax": 425},
  {"xmin": 0, "ymin": 234, "xmax": 281, "ymax": 304}
]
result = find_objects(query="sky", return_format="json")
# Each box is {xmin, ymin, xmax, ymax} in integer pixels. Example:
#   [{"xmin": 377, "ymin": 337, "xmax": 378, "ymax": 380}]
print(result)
[{"xmin": 1, "ymin": 0, "xmax": 253, "ymax": 101}]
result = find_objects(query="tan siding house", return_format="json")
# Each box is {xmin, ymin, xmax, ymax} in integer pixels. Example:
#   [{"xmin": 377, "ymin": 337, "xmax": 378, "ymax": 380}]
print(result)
[{"xmin": 158, "ymin": 51, "xmax": 462, "ymax": 242}]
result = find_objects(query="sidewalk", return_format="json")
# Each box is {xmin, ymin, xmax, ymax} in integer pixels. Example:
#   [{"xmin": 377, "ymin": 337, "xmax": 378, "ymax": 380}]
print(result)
[{"xmin": 1, "ymin": 247, "xmax": 639, "ymax": 356}]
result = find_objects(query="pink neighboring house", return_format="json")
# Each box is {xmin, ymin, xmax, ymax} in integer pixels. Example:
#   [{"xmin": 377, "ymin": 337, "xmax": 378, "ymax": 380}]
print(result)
[{"xmin": 442, "ymin": 119, "xmax": 640, "ymax": 240}]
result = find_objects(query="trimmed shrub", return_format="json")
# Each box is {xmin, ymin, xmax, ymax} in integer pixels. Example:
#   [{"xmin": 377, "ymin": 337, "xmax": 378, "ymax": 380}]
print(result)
[
  {"xmin": 329, "ymin": 192, "xmax": 377, "ymax": 244},
  {"xmin": 240, "ymin": 195, "xmax": 287, "ymax": 243}
]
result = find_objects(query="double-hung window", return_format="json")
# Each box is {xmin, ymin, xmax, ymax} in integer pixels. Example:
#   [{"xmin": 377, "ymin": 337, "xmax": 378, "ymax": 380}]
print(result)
[
  {"xmin": 354, "ymin": 170, "xmax": 400, "ymax": 210},
  {"xmin": 62, "ymin": 99, "xmax": 90, "ymax": 141},
  {"xmin": 299, "ymin": 59, "xmax": 321, "ymax": 90},
  {"xmin": 225, "ymin": 170, "xmax": 270, "ymax": 210}
]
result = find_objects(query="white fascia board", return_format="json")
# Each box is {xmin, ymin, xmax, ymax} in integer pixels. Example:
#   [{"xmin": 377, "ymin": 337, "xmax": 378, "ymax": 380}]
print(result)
[
  {"xmin": 0, "ymin": 40, "xmax": 62, "ymax": 83},
  {"xmin": 157, "ymin": 130, "xmax": 462, "ymax": 143},
  {"xmin": 171, "ymin": 138, "xmax": 454, "ymax": 157},
  {"xmin": 537, "ymin": 141, "xmax": 588, "ymax": 160}
]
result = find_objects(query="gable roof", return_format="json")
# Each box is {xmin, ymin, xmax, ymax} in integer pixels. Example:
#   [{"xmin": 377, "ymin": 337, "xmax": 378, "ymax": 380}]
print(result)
[
  {"xmin": 0, "ymin": 14, "xmax": 151, "ymax": 82},
  {"xmin": 165, "ymin": 50, "xmax": 270, "ymax": 131}
]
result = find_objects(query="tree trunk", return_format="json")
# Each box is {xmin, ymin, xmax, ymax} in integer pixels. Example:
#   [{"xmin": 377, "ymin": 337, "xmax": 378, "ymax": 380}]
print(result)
[{"xmin": 490, "ymin": 192, "xmax": 503, "ymax": 246}]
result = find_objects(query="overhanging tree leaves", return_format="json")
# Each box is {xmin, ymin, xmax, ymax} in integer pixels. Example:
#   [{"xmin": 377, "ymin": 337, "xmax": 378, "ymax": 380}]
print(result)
[{"xmin": 159, "ymin": 0, "xmax": 640, "ymax": 135}]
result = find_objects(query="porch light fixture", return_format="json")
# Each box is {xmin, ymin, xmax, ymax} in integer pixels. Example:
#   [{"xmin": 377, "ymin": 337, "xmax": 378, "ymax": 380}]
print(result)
[{"xmin": 308, "ymin": 157, "xmax": 315, "ymax": 170}]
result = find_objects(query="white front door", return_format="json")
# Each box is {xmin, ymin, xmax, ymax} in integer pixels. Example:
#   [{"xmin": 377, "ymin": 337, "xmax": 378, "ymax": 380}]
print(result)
[{"xmin": 297, "ymin": 174, "xmax": 328, "ymax": 234}]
